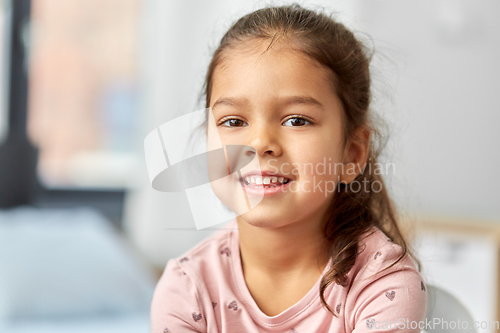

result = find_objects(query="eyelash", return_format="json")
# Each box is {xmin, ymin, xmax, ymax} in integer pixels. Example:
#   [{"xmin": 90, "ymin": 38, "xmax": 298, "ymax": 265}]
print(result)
[{"xmin": 217, "ymin": 115, "xmax": 314, "ymax": 128}]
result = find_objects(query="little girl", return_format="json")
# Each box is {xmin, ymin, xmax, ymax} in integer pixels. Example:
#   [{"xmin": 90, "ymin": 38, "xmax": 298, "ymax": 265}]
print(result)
[{"xmin": 151, "ymin": 4, "xmax": 427, "ymax": 333}]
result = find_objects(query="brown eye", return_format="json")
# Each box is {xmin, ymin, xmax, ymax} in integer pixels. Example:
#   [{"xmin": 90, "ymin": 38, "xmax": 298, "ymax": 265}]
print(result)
[
  {"xmin": 220, "ymin": 118, "xmax": 247, "ymax": 127},
  {"xmin": 283, "ymin": 117, "xmax": 311, "ymax": 127}
]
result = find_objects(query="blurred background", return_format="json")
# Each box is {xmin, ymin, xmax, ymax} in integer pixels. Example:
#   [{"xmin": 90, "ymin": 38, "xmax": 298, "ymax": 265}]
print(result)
[{"xmin": 0, "ymin": 0, "xmax": 499, "ymax": 332}]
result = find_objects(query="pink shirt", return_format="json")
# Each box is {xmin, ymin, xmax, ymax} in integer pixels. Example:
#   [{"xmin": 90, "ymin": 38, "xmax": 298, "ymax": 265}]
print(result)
[{"xmin": 151, "ymin": 220, "xmax": 427, "ymax": 332}]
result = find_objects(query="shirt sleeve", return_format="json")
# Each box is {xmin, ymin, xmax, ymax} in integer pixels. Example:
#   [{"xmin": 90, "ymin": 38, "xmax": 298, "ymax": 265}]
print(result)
[
  {"xmin": 150, "ymin": 259, "xmax": 207, "ymax": 333},
  {"xmin": 346, "ymin": 250, "xmax": 428, "ymax": 332}
]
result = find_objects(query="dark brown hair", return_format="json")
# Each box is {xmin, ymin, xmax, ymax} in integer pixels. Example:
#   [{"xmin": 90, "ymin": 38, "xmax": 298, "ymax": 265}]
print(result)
[{"xmin": 200, "ymin": 4, "xmax": 419, "ymax": 316}]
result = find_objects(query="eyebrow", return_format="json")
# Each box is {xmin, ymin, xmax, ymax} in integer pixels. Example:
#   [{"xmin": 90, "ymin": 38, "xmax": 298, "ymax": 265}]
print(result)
[{"xmin": 212, "ymin": 95, "xmax": 323, "ymax": 110}]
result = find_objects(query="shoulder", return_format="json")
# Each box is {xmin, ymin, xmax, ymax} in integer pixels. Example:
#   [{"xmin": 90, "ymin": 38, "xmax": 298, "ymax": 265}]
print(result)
[
  {"xmin": 150, "ymin": 220, "xmax": 236, "ymax": 333},
  {"xmin": 343, "ymin": 227, "xmax": 428, "ymax": 332},
  {"xmin": 171, "ymin": 220, "xmax": 236, "ymax": 282},
  {"xmin": 353, "ymin": 226, "xmax": 412, "ymax": 279},
  {"xmin": 157, "ymin": 219, "xmax": 236, "ymax": 290},
  {"xmin": 151, "ymin": 258, "xmax": 206, "ymax": 332}
]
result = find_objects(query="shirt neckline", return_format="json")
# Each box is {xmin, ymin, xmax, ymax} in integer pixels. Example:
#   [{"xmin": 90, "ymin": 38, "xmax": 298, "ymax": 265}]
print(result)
[{"xmin": 228, "ymin": 219, "xmax": 333, "ymax": 327}]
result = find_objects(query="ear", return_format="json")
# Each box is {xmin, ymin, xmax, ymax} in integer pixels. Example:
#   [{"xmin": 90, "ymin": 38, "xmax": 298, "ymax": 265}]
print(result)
[{"xmin": 339, "ymin": 125, "xmax": 370, "ymax": 185}]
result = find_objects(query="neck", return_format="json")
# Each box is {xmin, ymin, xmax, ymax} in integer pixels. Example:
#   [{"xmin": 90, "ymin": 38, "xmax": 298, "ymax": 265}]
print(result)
[{"xmin": 236, "ymin": 215, "xmax": 330, "ymax": 283}]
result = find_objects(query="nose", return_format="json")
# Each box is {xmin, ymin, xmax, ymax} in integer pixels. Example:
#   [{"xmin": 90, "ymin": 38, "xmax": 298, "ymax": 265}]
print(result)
[{"xmin": 244, "ymin": 122, "xmax": 282, "ymax": 158}]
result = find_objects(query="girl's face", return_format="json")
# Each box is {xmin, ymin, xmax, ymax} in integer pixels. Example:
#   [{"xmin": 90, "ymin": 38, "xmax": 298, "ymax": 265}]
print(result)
[{"xmin": 208, "ymin": 40, "xmax": 350, "ymax": 229}]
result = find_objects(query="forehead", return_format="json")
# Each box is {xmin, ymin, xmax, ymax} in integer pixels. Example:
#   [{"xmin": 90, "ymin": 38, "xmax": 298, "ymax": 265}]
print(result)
[{"xmin": 210, "ymin": 39, "xmax": 338, "ymax": 107}]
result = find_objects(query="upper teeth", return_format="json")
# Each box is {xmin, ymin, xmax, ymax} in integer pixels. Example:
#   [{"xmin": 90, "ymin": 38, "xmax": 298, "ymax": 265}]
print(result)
[{"xmin": 244, "ymin": 176, "xmax": 288, "ymax": 185}]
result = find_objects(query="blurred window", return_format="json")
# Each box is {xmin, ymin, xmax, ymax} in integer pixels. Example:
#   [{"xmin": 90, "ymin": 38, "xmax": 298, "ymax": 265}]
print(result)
[{"xmin": 28, "ymin": 0, "xmax": 142, "ymax": 188}]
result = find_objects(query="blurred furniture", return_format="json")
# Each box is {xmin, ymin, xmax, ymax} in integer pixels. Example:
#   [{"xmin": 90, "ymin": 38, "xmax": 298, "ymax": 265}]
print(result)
[
  {"xmin": 408, "ymin": 216, "xmax": 500, "ymax": 333},
  {"xmin": 0, "ymin": 206, "xmax": 156, "ymax": 333},
  {"xmin": 423, "ymin": 284, "xmax": 477, "ymax": 333}
]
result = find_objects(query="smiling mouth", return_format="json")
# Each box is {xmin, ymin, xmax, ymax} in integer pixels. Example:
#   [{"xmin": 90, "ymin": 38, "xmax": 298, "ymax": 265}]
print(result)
[{"xmin": 239, "ymin": 175, "xmax": 291, "ymax": 188}]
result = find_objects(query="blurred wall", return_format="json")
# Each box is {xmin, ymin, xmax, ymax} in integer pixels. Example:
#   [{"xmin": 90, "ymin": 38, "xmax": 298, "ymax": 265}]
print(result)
[
  {"xmin": 358, "ymin": 0, "xmax": 500, "ymax": 222},
  {"xmin": 125, "ymin": 0, "xmax": 500, "ymax": 268}
]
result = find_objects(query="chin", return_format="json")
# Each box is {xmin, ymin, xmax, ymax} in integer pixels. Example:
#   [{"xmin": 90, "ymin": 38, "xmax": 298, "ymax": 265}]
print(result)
[{"xmin": 237, "ymin": 210, "xmax": 291, "ymax": 229}]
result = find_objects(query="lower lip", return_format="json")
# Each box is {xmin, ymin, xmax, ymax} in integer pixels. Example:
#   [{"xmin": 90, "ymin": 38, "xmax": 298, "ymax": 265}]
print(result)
[{"xmin": 239, "ymin": 179, "xmax": 292, "ymax": 196}]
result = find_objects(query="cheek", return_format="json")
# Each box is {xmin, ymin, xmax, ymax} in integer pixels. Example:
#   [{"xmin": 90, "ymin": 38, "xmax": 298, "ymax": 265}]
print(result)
[
  {"xmin": 292, "ymin": 145, "xmax": 341, "ymax": 202},
  {"xmin": 290, "ymin": 134, "xmax": 343, "ymax": 175},
  {"xmin": 217, "ymin": 131, "xmax": 243, "ymax": 146}
]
